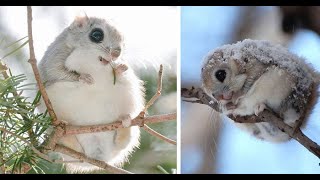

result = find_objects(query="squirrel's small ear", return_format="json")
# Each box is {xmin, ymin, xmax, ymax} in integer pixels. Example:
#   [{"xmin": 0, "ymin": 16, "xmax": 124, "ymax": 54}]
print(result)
[
  {"xmin": 71, "ymin": 12, "xmax": 89, "ymax": 29},
  {"xmin": 230, "ymin": 59, "xmax": 240, "ymax": 75}
]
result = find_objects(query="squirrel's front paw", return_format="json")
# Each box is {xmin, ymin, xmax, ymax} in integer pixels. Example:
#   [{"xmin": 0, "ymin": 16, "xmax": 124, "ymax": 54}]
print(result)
[
  {"xmin": 79, "ymin": 73, "xmax": 94, "ymax": 85},
  {"xmin": 226, "ymin": 102, "xmax": 237, "ymax": 111},
  {"xmin": 232, "ymin": 91, "xmax": 244, "ymax": 105},
  {"xmin": 254, "ymin": 103, "xmax": 266, "ymax": 116},
  {"xmin": 115, "ymin": 64, "xmax": 128, "ymax": 76},
  {"xmin": 119, "ymin": 114, "xmax": 132, "ymax": 128}
]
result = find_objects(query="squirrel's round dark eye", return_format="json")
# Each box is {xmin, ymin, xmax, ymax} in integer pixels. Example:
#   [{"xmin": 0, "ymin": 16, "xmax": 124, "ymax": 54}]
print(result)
[
  {"xmin": 89, "ymin": 28, "xmax": 104, "ymax": 43},
  {"xmin": 215, "ymin": 70, "xmax": 226, "ymax": 82}
]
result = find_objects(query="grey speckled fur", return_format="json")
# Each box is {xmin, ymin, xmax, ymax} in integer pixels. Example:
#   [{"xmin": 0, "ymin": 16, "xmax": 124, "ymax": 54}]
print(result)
[
  {"xmin": 38, "ymin": 30, "xmax": 79, "ymax": 87},
  {"xmin": 38, "ymin": 17, "xmax": 123, "ymax": 87}
]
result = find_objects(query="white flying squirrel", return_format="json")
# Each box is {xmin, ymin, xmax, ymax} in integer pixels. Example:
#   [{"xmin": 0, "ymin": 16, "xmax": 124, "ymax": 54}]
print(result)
[
  {"xmin": 201, "ymin": 39, "xmax": 319, "ymax": 142},
  {"xmin": 38, "ymin": 16, "xmax": 145, "ymax": 173}
]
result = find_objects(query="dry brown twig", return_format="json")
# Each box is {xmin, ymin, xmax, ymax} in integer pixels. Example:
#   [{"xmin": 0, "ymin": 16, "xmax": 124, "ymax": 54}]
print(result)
[
  {"xmin": 27, "ymin": 6, "xmax": 59, "ymax": 126},
  {"xmin": 65, "ymin": 113, "xmax": 176, "ymax": 135},
  {"xmin": 138, "ymin": 64, "xmax": 176, "ymax": 145},
  {"xmin": 143, "ymin": 124, "xmax": 177, "ymax": 145},
  {"xmin": 142, "ymin": 64, "xmax": 163, "ymax": 115},
  {"xmin": 23, "ymin": 6, "xmax": 176, "ymax": 174},
  {"xmin": 181, "ymin": 86, "xmax": 320, "ymax": 159}
]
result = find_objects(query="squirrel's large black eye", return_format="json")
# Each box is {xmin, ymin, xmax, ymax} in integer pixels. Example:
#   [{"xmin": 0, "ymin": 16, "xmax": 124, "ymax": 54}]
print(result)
[
  {"xmin": 89, "ymin": 28, "xmax": 104, "ymax": 43},
  {"xmin": 215, "ymin": 70, "xmax": 226, "ymax": 82}
]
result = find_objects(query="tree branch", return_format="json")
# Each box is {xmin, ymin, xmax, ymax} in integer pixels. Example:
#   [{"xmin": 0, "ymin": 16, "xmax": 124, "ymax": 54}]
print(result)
[
  {"xmin": 181, "ymin": 86, "xmax": 222, "ymax": 111},
  {"xmin": 181, "ymin": 86, "xmax": 320, "ymax": 159},
  {"xmin": 135, "ymin": 64, "xmax": 176, "ymax": 145},
  {"xmin": 54, "ymin": 144, "xmax": 132, "ymax": 174},
  {"xmin": 142, "ymin": 64, "xmax": 163, "ymax": 115},
  {"xmin": 65, "ymin": 113, "xmax": 176, "ymax": 135},
  {"xmin": 143, "ymin": 125, "xmax": 177, "ymax": 145},
  {"xmin": 27, "ymin": 6, "xmax": 59, "ymax": 126}
]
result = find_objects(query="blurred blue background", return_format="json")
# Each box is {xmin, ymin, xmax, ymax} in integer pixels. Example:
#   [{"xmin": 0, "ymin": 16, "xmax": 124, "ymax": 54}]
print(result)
[{"xmin": 181, "ymin": 6, "xmax": 320, "ymax": 174}]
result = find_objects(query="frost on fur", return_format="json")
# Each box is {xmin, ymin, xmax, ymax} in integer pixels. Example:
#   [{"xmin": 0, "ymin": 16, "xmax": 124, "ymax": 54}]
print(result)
[{"xmin": 201, "ymin": 39, "xmax": 320, "ymax": 142}]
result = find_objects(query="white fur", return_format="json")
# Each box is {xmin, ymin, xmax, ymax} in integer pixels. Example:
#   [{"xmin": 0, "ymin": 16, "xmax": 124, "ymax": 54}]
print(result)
[
  {"xmin": 283, "ymin": 108, "xmax": 300, "ymax": 125},
  {"xmin": 229, "ymin": 67, "xmax": 292, "ymax": 115},
  {"xmin": 43, "ymin": 48, "xmax": 144, "ymax": 172},
  {"xmin": 227, "ymin": 67, "xmax": 299, "ymax": 142}
]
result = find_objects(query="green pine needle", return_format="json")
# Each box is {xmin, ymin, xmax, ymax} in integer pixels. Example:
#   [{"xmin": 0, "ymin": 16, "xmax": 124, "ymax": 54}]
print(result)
[
  {"xmin": 156, "ymin": 165, "xmax": 169, "ymax": 174},
  {"xmin": 0, "ymin": 57, "xmax": 51, "ymax": 174},
  {"xmin": 1, "ymin": 40, "xmax": 29, "ymax": 60},
  {"xmin": 111, "ymin": 64, "xmax": 116, "ymax": 85}
]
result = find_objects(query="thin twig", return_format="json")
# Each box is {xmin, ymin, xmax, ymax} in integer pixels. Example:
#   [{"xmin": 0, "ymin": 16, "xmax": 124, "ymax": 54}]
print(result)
[
  {"xmin": 65, "ymin": 113, "xmax": 176, "ymax": 135},
  {"xmin": 43, "ymin": 127, "xmax": 65, "ymax": 153},
  {"xmin": 181, "ymin": 86, "xmax": 320, "ymax": 159},
  {"xmin": 27, "ymin": 6, "xmax": 93, "ymax": 172},
  {"xmin": 141, "ymin": 64, "xmax": 163, "ymax": 115},
  {"xmin": 139, "ymin": 64, "xmax": 177, "ymax": 145},
  {"xmin": 45, "ymin": 113, "xmax": 176, "ymax": 151},
  {"xmin": 181, "ymin": 87, "xmax": 221, "ymax": 111},
  {"xmin": 27, "ymin": 6, "xmax": 58, "ymax": 126},
  {"xmin": 0, "ymin": 61, "xmax": 9, "ymax": 79},
  {"xmin": 54, "ymin": 144, "xmax": 132, "ymax": 174},
  {"xmin": 143, "ymin": 125, "xmax": 176, "ymax": 145},
  {"xmin": 58, "ymin": 160, "xmax": 84, "ymax": 163}
]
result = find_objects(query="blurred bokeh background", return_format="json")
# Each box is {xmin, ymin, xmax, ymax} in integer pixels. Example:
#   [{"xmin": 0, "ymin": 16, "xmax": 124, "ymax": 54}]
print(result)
[
  {"xmin": 181, "ymin": 6, "xmax": 320, "ymax": 174},
  {"xmin": 0, "ymin": 6, "xmax": 177, "ymax": 174}
]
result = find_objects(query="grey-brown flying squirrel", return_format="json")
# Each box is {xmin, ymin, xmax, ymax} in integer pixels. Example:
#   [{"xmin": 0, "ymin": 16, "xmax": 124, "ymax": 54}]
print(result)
[
  {"xmin": 201, "ymin": 39, "xmax": 319, "ymax": 142},
  {"xmin": 38, "ymin": 15, "xmax": 145, "ymax": 173}
]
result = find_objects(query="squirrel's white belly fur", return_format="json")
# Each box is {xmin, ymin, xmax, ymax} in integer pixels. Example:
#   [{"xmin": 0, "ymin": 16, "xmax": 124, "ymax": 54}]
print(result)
[{"xmin": 45, "ymin": 69, "xmax": 144, "ymax": 172}]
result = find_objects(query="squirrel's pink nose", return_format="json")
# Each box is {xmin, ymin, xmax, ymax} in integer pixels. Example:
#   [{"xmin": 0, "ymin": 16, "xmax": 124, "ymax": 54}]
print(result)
[{"xmin": 218, "ymin": 91, "xmax": 233, "ymax": 100}]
